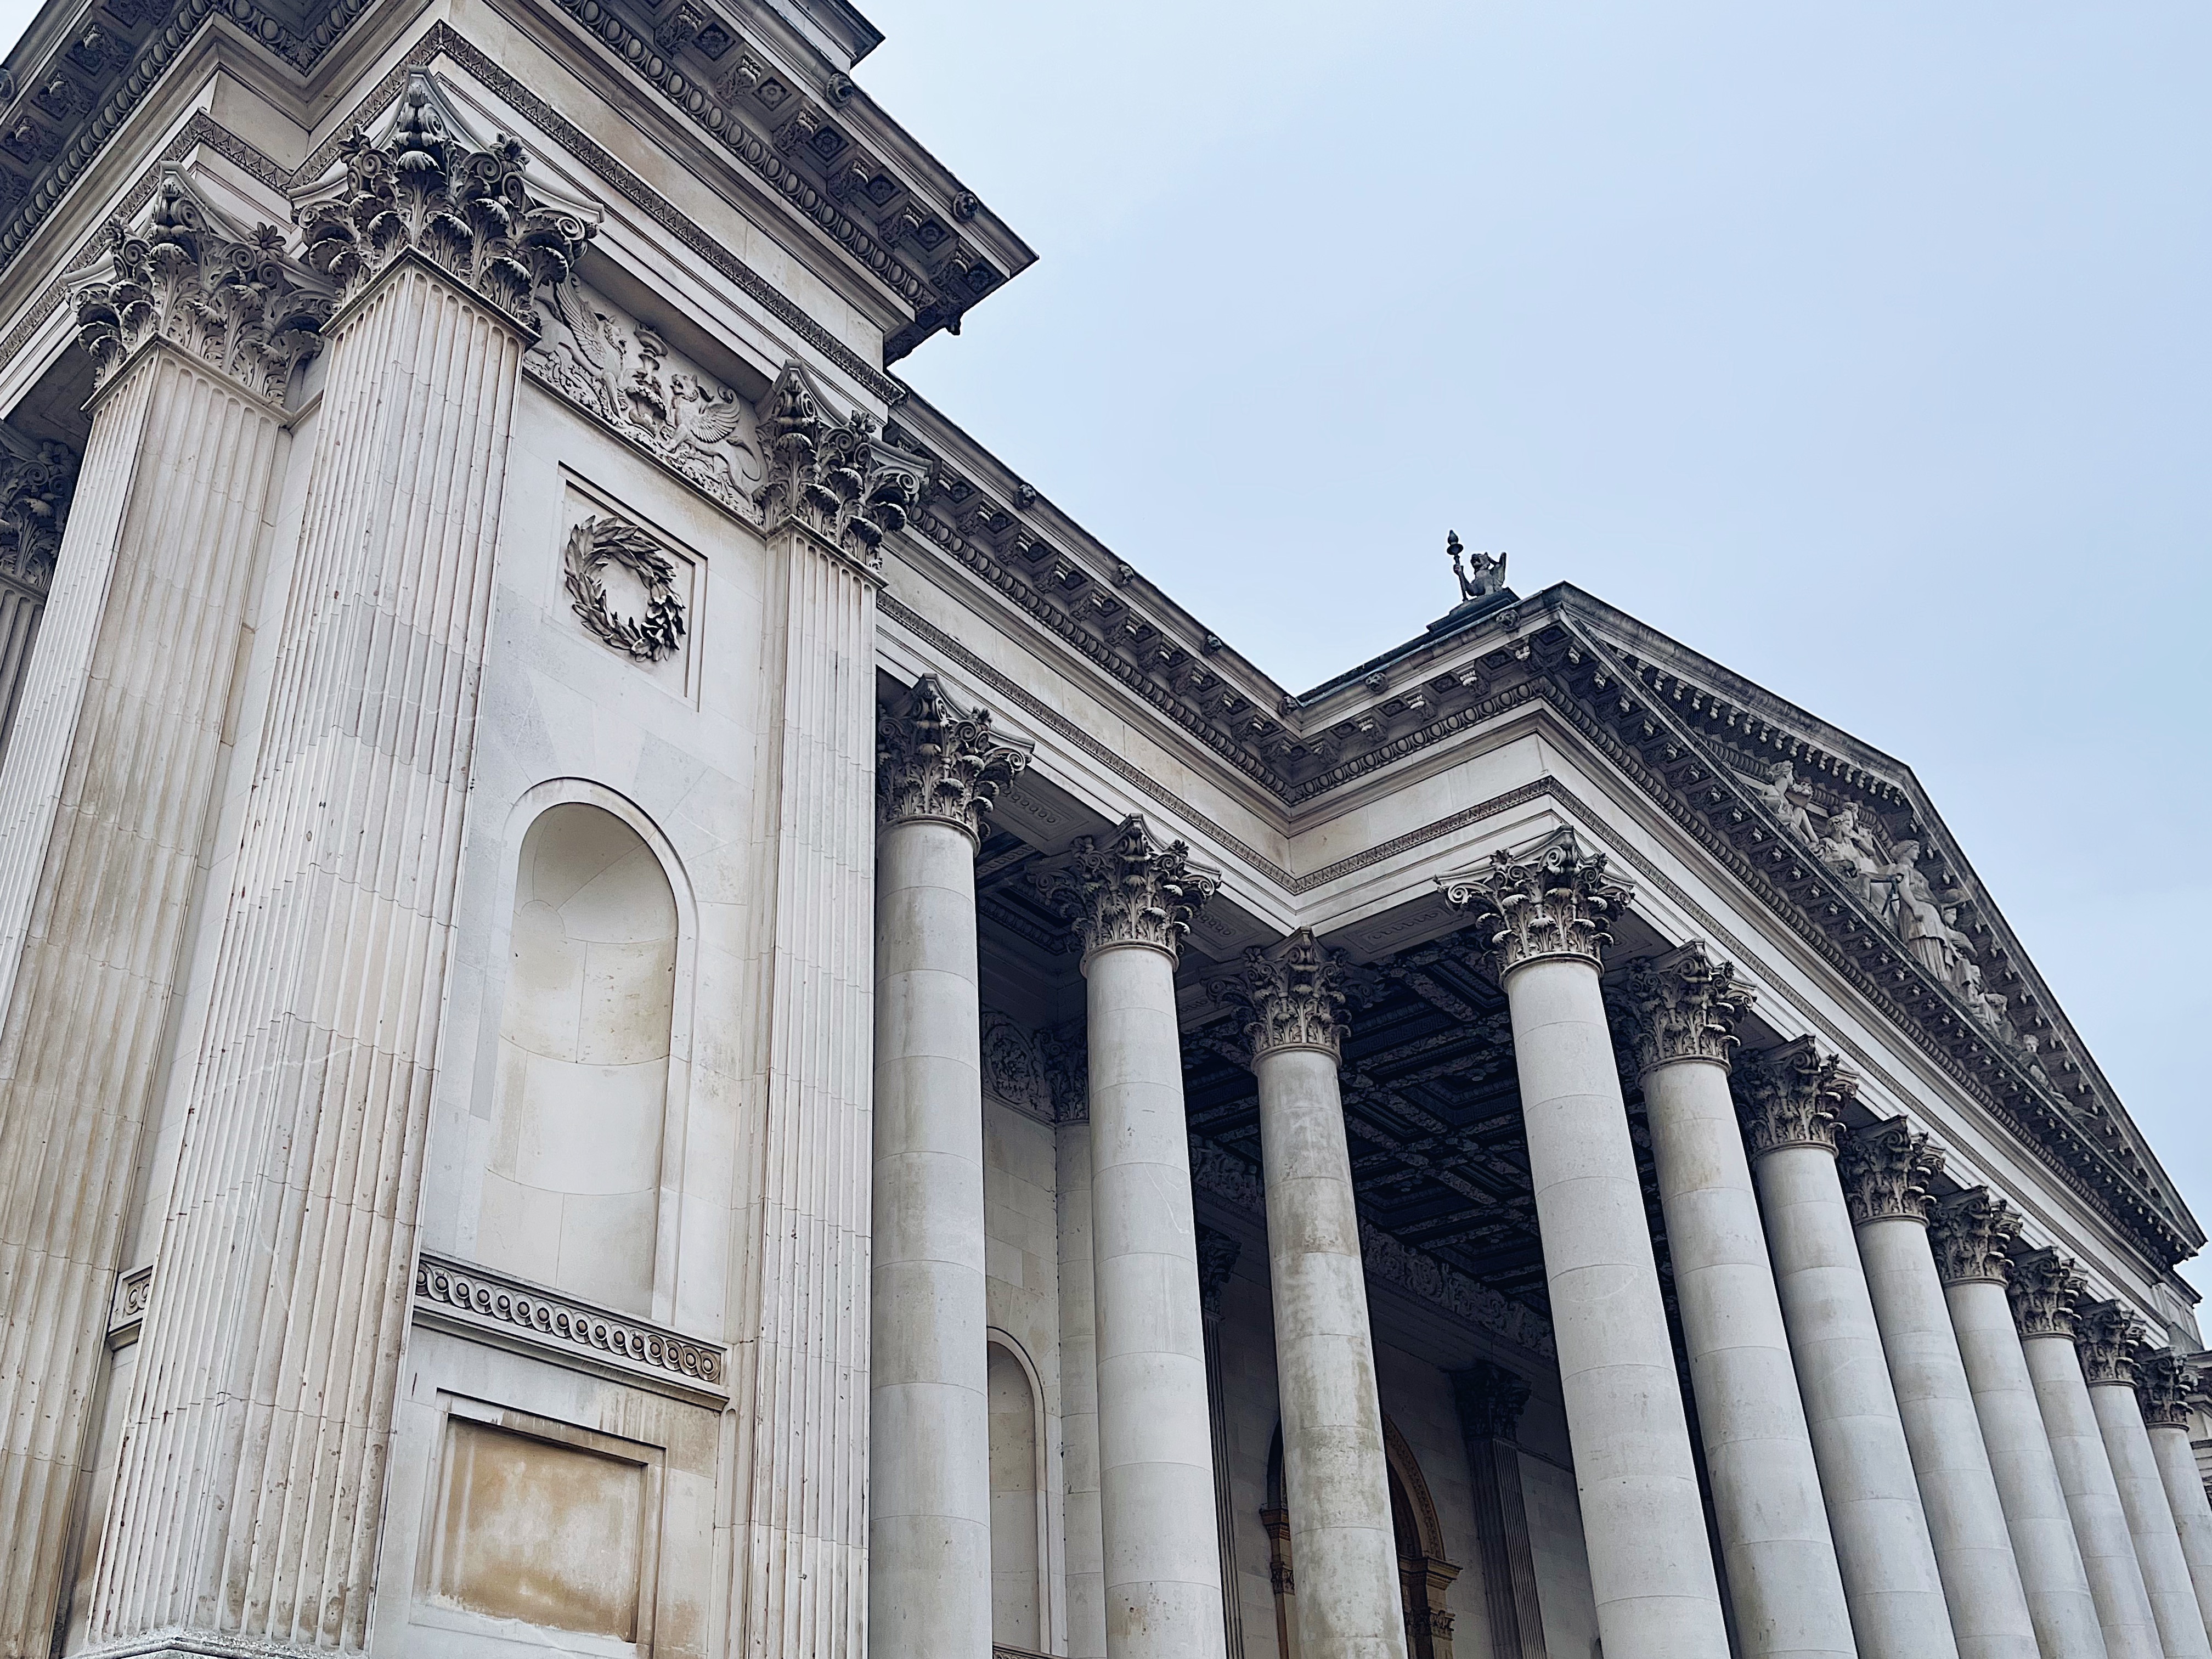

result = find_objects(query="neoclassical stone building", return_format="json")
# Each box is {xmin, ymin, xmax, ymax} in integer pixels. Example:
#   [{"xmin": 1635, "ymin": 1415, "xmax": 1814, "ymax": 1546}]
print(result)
[{"xmin": 0, "ymin": 2, "xmax": 2204, "ymax": 1659}]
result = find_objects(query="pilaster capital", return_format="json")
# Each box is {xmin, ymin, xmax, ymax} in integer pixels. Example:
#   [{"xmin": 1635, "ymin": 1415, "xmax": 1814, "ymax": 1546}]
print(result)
[
  {"xmin": 2007, "ymin": 1247, "xmax": 2087, "ymax": 1340},
  {"xmin": 876, "ymin": 675, "xmax": 1032, "ymax": 842},
  {"xmin": 70, "ymin": 170, "xmax": 332, "ymax": 402},
  {"xmin": 0, "ymin": 425, "xmax": 76, "ymax": 594},
  {"xmin": 296, "ymin": 74, "xmax": 596, "ymax": 330},
  {"xmin": 1217, "ymin": 928, "xmax": 1356, "ymax": 1062},
  {"xmin": 1839, "ymin": 1118, "xmax": 1944, "ymax": 1226},
  {"xmin": 1616, "ymin": 941, "xmax": 1754, "ymax": 1075},
  {"xmin": 1440, "ymin": 827, "xmax": 1632, "ymax": 979},
  {"xmin": 1035, "ymin": 814, "xmax": 1221, "ymax": 967},
  {"xmin": 1928, "ymin": 1187, "xmax": 2022, "ymax": 1285},
  {"xmin": 2134, "ymin": 1349, "xmax": 2197, "ymax": 1429},
  {"xmin": 1196, "ymin": 1225, "xmax": 1240, "ymax": 1322},
  {"xmin": 2074, "ymin": 1300, "xmax": 2147, "ymax": 1386},
  {"xmin": 1452, "ymin": 1361, "xmax": 1533, "ymax": 1444},
  {"xmin": 756, "ymin": 360, "xmax": 926, "ymax": 573},
  {"xmin": 1733, "ymin": 1036, "xmax": 1852, "ymax": 1159}
]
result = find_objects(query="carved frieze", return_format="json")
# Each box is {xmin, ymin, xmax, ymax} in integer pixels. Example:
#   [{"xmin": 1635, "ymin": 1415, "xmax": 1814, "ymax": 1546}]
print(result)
[
  {"xmin": 757, "ymin": 360, "xmax": 924, "ymax": 571},
  {"xmin": 71, "ymin": 171, "xmax": 331, "ymax": 400},
  {"xmin": 1615, "ymin": 940, "xmax": 1753, "ymax": 1075},
  {"xmin": 2135, "ymin": 1350, "xmax": 2196, "ymax": 1430},
  {"xmin": 1035, "ymin": 814, "xmax": 1221, "ymax": 966},
  {"xmin": 2007, "ymin": 1248, "xmax": 2086, "ymax": 1340},
  {"xmin": 877, "ymin": 674, "xmax": 1033, "ymax": 841},
  {"xmin": 1839, "ymin": 1118, "xmax": 1944, "ymax": 1226},
  {"xmin": 1733, "ymin": 1036, "xmax": 1852, "ymax": 1159},
  {"xmin": 1441, "ymin": 826, "xmax": 1630, "ymax": 977},
  {"xmin": 297, "ymin": 75, "xmax": 595, "ymax": 328},
  {"xmin": 980, "ymin": 1012, "xmax": 1054, "ymax": 1123},
  {"xmin": 1929, "ymin": 1188, "xmax": 2022, "ymax": 1285},
  {"xmin": 0, "ymin": 425, "xmax": 75, "ymax": 593},
  {"xmin": 529, "ymin": 275, "xmax": 765, "ymax": 520},
  {"xmin": 563, "ymin": 515, "xmax": 686, "ymax": 662},
  {"xmin": 1216, "ymin": 928, "xmax": 1355, "ymax": 1062},
  {"xmin": 2074, "ymin": 1300, "xmax": 2146, "ymax": 1386}
]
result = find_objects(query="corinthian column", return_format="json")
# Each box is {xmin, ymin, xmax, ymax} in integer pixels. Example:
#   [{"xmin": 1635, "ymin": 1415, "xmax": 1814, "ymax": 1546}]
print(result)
[
  {"xmin": 1041, "ymin": 816, "xmax": 1227, "ymax": 1659},
  {"xmin": 1931, "ymin": 1191, "xmax": 2108, "ymax": 1659},
  {"xmin": 1616, "ymin": 943, "xmax": 1854, "ymax": 1659},
  {"xmin": 873, "ymin": 676, "xmax": 1032, "ymax": 1659},
  {"xmin": 81, "ymin": 86, "xmax": 591, "ymax": 1654},
  {"xmin": 1443, "ymin": 829, "xmax": 1730, "ymax": 1659},
  {"xmin": 0, "ymin": 171, "xmax": 326, "ymax": 1658},
  {"xmin": 1220, "ymin": 929, "xmax": 1406, "ymax": 1659},
  {"xmin": 2010, "ymin": 1251, "xmax": 2163, "ymax": 1659},
  {"xmin": 2135, "ymin": 1353, "xmax": 2212, "ymax": 1634},
  {"xmin": 1736, "ymin": 1040, "xmax": 1959, "ymax": 1659},
  {"xmin": 2074, "ymin": 1305, "xmax": 2211, "ymax": 1659},
  {"xmin": 1840, "ymin": 1122, "xmax": 2038, "ymax": 1659}
]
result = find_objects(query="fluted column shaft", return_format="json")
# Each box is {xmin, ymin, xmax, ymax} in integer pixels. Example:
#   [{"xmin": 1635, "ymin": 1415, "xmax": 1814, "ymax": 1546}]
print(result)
[
  {"xmin": 1737, "ymin": 1043, "xmax": 1958, "ymax": 1659},
  {"xmin": 1228, "ymin": 929, "xmax": 1406, "ymax": 1659},
  {"xmin": 872, "ymin": 679, "xmax": 1031, "ymax": 1659},
  {"xmin": 1446, "ymin": 832, "xmax": 1730, "ymax": 1659},
  {"xmin": 2143, "ymin": 1407, "xmax": 2212, "ymax": 1635},
  {"xmin": 1059, "ymin": 1117, "xmax": 1109, "ymax": 1659},
  {"xmin": 1844, "ymin": 1128, "xmax": 2038, "ymax": 1659},
  {"xmin": 2012, "ymin": 1256, "xmax": 2163, "ymax": 1659},
  {"xmin": 0, "ymin": 340, "xmax": 286, "ymax": 1657},
  {"xmin": 1045, "ymin": 817, "xmax": 1226, "ymax": 1659},
  {"xmin": 1622, "ymin": 946, "xmax": 1853, "ymax": 1659}
]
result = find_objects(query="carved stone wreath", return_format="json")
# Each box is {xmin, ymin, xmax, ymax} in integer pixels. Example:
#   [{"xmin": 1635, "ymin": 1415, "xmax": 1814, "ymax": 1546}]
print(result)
[{"xmin": 564, "ymin": 515, "xmax": 686, "ymax": 662}]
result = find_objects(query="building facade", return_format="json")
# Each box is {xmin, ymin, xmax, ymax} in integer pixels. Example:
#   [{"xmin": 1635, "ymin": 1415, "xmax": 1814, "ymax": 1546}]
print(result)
[{"xmin": 0, "ymin": 3, "xmax": 2204, "ymax": 1659}]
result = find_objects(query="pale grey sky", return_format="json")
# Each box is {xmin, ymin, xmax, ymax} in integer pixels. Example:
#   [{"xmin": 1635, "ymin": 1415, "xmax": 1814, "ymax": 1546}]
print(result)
[{"xmin": 9, "ymin": 1, "xmax": 2205, "ymax": 1290}]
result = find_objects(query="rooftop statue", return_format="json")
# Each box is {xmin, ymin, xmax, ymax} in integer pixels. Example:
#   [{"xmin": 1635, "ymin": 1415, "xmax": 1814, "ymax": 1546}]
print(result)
[{"xmin": 1448, "ymin": 531, "xmax": 1509, "ymax": 603}]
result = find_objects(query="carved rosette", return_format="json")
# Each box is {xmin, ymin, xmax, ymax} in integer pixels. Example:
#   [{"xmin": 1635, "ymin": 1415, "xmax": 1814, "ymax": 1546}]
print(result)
[
  {"xmin": 71, "ymin": 173, "xmax": 331, "ymax": 401},
  {"xmin": 0, "ymin": 432, "xmax": 75, "ymax": 592},
  {"xmin": 297, "ymin": 77, "xmax": 595, "ymax": 329},
  {"xmin": 2074, "ymin": 1300, "xmax": 2147, "ymax": 1387},
  {"xmin": 1839, "ymin": 1118, "xmax": 1945, "ymax": 1226},
  {"xmin": 1733, "ymin": 1036, "xmax": 1852, "ymax": 1159},
  {"xmin": 2007, "ymin": 1248, "xmax": 2087, "ymax": 1340},
  {"xmin": 1441, "ymin": 827, "xmax": 1630, "ymax": 977},
  {"xmin": 1929, "ymin": 1187, "xmax": 2021, "ymax": 1285},
  {"xmin": 876, "ymin": 674, "xmax": 1034, "ymax": 842},
  {"xmin": 1218, "ymin": 928, "xmax": 1354, "ymax": 1062},
  {"xmin": 755, "ymin": 360, "xmax": 924, "ymax": 571},
  {"xmin": 1452, "ymin": 1361, "xmax": 1533, "ymax": 1443},
  {"xmin": 1035, "ymin": 813, "xmax": 1221, "ymax": 966},
  {"xmin": 1616, "ymin": 940, "xmax": 1753, "ymax": 1075},
  {"xmin": 1195, "ymin": 1226, "xmax": 1240, "ymax": 1323},
  {"xmin": 2135, "ymin": 1350, "xmax": 2197, "ymax": 1430}
]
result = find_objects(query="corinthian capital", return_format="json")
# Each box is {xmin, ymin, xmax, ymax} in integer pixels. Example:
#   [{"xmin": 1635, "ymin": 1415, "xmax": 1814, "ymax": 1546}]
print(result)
[
  {"xmin": 1196, "ymin": 1225, "xmax": 1240, "ymax": 1322},
  {"xmin": 2134, "ymin": 1350, "xmax": 2197, "ymax": 1429},
  {"xmin": 297, "ymin": 75, "xmax": 595, "ymax": 328},
  {"xmin": 0, "ymin": 425, "xmax": 75, "ymax": 593},
  {"xmin": 1929, "ymin": 1188, "xmax": 2021, "ymax": 1285},
  {"xmin": 2074, "ymin": 1300, "xmax": 2147, "ymax": 1386},
  {"xmin": 1616, "ymin": 941, "xmax": 1753, "ymax": 1075},
  {"xmin": 1218, "ymin": 929, "xmax": 1355, "ymax": 1062},
  {"xmin": 877, "ymin": 675, "xmax": 1032, "ymax": 841},
  {"xmin": 1035, "ymin": 814, "xmax": 1221, "ymax": 965},
  {"xmin": 755, "ymin": 361, "xmax": 924, "ymax": 571},
  {"xmin": 1441, "ymin": 827, "xmax": 1631, "ymax": 978},
  {"xmin": 1733, "ymin": 1036, "xmax": 1852, "ymax": 1159},
  {"xmin": 1839, "ymin": 1118, "xmax": 1944, "ymax": 1226},
  {"xmin": 71, "ymin": 171, "xmax": 332, "ymax": 401},
  {"xmin": 2007, "ymin": 1248, "xmax": 2086, "ymax": 1339}
]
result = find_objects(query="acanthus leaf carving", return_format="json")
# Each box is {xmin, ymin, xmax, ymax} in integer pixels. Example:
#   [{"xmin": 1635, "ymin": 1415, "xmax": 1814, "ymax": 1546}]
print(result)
[
  {"xmin": 877, "ymin": 674, "xmax": 1033, "ymax": 841},
  {"xmin": 0, "ymin": 423, "xmax": 76, "ymax": 593},
  {"xmin": 2134, "ymin": 1349, "xmax": 2196, "ymax": 1430},
  {"xmin": 1839, "ymin": 1117, "xmax": 1944, "ymax": 1226},
  {"xmin": 2074, "ymin": 1299, "xmax": 2147, "ymax": 1386},
  {"xmin": 1733, "ymin": 1035, "xmax": 1852, "ymax": 1159},
  {"xmin": 1615, "ymin": 940, "xmax": 1753, "ymax": 1075},
  {"xmin": 1929, "ymin": 1187, "xmax": 2022, "ymax": 1286},
  {"xmin": 1195, "ymin": 1224, "xmax": 1240, "ymax": 1322},
  {"xmin": 1452, "ymin": 1359, "xmax": 1532, "ymax": 1442},
  {"xmin": 1034, "ymin": 813, "xmax": 1221, "ymax": 966},
  {"xmin": 1440, "ymin": 826, "xmax": 1630, "ymax": 977},
  {"xmin": 1215, "ymin": 927, "xmax": 1356, "ymax": 1062},
  {"xmin": 756, "ymin": 359, "xmax": 922, "ymax": 571},
  {"xmin": 2007, "ymin": 1246, "xmax": 2087, "ymax": 1340}
]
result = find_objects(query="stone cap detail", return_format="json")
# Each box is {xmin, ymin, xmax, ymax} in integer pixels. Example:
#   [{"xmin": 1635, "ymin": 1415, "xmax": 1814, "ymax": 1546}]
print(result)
[
  {"xmin": 2075, "ymin": 1299, "xmax": 2147, "ymax": 1386},
  {"xmin": 1452, "ymin": 1360, "xmax": 1533, "ymax": 1443},
  {"xmin": 1734, "ymin": 1036, "xmax": 1853, "ymax": 1159},
  {"xmin": 1035, "ymin": 813, "xmax": 1221, "ymax": 967},
  {"xmin": 1215, "ymin": 927, "xmax": 1361, "ymax": 1062},
  {"xmin": 1615, "ymin": 940, "xmax": 1754, "ymax": 1075},
  {"xmin": 1440, "ymin": 826, "xmax": 1632, "ymax": 978},
  {"xmin": 1929, "ymin": 1187, "xmax": 2022, "ymax": 1285},
  {"xmin": 877, "ymin": 674, "xmax": 1032, "ymax": 840},
  {"xmin": 2007, "ymin": 1247, "xmax": 2087, "ymax": 1340},
  {"xmin": 1840, "ymin": 1118, "xmax": 1944, "ymax": 1226},
  {"xmin": 2135, "ymin": 1348, "xmax": 2197, "ymax": 1429}
]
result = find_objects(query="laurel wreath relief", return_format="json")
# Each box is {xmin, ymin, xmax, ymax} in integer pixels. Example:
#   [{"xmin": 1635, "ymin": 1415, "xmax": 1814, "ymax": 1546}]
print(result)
[{"xmin": 563, "ymin": 514, "xmax": 687, "ymax": 662}]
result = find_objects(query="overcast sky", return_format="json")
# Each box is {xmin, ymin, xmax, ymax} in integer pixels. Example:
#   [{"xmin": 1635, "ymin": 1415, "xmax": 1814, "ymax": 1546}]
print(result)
[
  {"xmin": 5, "ymin": 2, "xmax": 2205, "ymax": 1291},
  {"xmin": 855, "ymin": 2, "xmax": 2212, "ymax": 1294}
]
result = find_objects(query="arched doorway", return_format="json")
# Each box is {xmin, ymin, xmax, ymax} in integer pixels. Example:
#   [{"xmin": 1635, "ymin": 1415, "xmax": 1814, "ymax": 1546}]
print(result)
[{"xmin": 1265, "ymin": 1420, "xmax": 1460, "ymax": 1659}]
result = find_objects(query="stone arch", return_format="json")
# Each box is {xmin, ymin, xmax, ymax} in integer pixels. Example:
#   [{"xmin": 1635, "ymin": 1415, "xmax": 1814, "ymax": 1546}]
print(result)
[{"xmin": 986, "ymin": 1330, "xmax": 1052, "ymax": 1654}]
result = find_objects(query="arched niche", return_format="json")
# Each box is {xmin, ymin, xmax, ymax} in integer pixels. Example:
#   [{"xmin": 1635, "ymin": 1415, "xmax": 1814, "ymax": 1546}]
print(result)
[
  {"xmin": 988, "ymin": 1333, "xmax": 1052, "ymax": 1655},
  {"xmin": 478, "ymin": 799, "xmax": 680, "ymax": 1317}
]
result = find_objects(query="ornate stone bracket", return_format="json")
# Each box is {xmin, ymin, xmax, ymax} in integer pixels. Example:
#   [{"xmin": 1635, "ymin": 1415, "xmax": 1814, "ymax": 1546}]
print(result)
[
  {"xmin": 1840, "ymin": 1118, "xmax": 1944, "ymax": 1225},
  {"xmin": 1930, "ymin": 1187, "xmax": 2021, "ymax": 1285},
  {"xmin": 2007, "ymin": 1247, "xmax": 2087, "ymax": 1340},
  {"xmin": 296, "ymin": 73, "xmax": 596, "ymax": 329},
  {"xmin": 1615, "ymin": 940, "xmax": 1753, "ymax": 1075},
  {"xmin": 70, "ymin": 167, "xmax": 331, "ymax": 401},
  {"xmin": 877, "ymin": 674, "xmax": 1033, "ymax": 842},
  {"xmin": 1034, "ymin": 813, "xmax": 1221, "ymax": 966},
  {"xmin": 0, "ymin": 422, "xmax": 75, "ymax": 594},
  {"xmin": 1440, "ymin": 826, "xmax": 1630, "ymax": 977},
  {"xmin": 757, "ymin": 359, "xmax": 924, "ymax": 572},
  {"xmin": 1215, "ymin": 927, "xmax": 1358, "ymax": 1062},
  {"xmin": 1734, "ymin": 1035, "xmax": 1852, "ymax": 1159},
  {"xmin": 2074, "ymin": 1299, "xmax": 2147, "ymax": 1386},
  {"xmin": 2135, "ymin": 1350, "xmax": 2196, "ymax": 1429}
]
